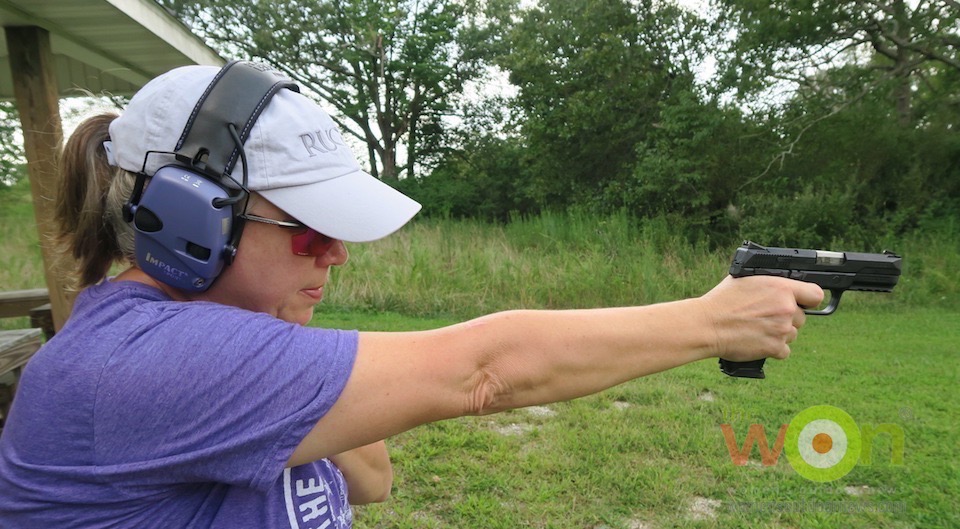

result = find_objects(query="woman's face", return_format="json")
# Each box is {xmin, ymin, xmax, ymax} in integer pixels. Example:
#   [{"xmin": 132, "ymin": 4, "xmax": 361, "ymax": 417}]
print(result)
[{"xmin": 199, "ymin": 196, "xmax": 348, "ymax": 325}]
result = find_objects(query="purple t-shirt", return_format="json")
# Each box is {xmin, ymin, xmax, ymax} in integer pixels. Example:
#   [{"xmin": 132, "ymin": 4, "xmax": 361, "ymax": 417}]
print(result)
[{"xmin": 0, "ymin": 280, "xmax": 359, "ymax": 528}]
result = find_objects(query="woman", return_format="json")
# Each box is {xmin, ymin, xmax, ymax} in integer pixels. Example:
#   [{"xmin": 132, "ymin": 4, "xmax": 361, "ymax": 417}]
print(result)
[{"xmin": 0, "ymin": 64, "xmax": 823, "ymax": 528}]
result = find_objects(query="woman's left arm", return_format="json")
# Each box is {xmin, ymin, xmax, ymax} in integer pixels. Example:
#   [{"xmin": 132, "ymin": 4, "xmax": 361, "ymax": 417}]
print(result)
[{"xmin": 328, "ymin": 441, "xmax": 393, "ymax": 504}]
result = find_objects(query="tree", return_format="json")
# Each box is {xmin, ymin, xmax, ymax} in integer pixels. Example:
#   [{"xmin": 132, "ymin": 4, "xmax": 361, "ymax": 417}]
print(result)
[
  {"xmin": 0, "ymin": 101, "xmax": 25, "ymax": 186},
  {"xmin": 709, "ymin": 0, "xmax": 960, "ymax": 242},
  {"xmin": 493, "ymin": 0, "xmax": 708, "ymax": 210},
  {"xmin": 712, "ymin": 0, "xmax": 960, "ymax": 127},
  {"xmin": 610, "ymin": 90, "xmax": 774, "ymax": 236},
  {"xmin": 162, "ymin": 0, "xmax": 497, "ymax": 182},
  {"xmin": 397, "ymin": 95, "xmax": 534, "ymax": 220}
]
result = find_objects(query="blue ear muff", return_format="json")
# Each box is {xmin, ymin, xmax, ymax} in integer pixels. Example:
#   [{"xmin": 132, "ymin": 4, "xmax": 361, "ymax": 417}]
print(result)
[{"xmin": 129, "ymin": 165, "xmax": 235, "ymax": 292}]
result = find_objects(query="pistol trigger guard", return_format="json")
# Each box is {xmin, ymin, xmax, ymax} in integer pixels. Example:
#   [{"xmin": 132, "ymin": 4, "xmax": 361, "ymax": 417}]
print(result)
[{"xmin": 803, "ymin": 289, "xmax": 843, "ymax": 316}]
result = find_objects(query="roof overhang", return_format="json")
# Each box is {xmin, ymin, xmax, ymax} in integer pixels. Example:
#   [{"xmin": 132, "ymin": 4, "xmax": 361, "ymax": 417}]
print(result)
[{"xmin": 0, "ymin": 0, "xmax": 223, "ymax": 99}]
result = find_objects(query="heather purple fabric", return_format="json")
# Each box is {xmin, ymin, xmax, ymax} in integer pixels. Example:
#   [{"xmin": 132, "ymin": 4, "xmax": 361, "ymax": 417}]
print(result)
[{"xmin": 0, "ymin": 280, "xmax": 358, "ymax": 528}]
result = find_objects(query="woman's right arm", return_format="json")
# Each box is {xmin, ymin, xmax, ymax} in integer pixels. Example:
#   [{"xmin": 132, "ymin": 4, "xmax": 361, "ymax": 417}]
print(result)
[{"xmin": 286, "ymin": 275, "xmax": 823, "ymax": 467}]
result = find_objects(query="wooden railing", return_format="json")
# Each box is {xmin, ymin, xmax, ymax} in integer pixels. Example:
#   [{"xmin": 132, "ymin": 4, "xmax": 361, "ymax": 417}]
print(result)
[
  {"xmin": 0, "ymin": 288, "xmax": 53, "ymax": 340},
  {"xmin": 0, "ymin": 288, "xmax": 52, "ymax": 428}
]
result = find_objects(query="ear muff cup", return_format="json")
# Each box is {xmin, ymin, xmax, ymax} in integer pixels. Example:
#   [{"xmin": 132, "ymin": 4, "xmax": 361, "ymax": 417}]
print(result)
[{"xmin": 129, "ymin": 165, "xmax": 234, "ymax": 291}]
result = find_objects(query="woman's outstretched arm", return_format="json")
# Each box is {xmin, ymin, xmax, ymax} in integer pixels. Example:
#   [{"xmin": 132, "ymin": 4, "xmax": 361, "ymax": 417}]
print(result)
[{"xmin": 287, "ymin": 275, "xmax": 823, "ymax": 467}]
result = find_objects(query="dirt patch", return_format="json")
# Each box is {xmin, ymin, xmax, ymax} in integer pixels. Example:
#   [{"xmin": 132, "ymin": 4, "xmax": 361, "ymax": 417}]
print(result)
[
  {"xmin": 688, "ymin": 496, "xmax": 720, "ymax": 520},
  {"xmin": 524, "ymin": 405, "xmax": 557, "ymax": 418},
  {"xmin": 844, "ymin": 485, "xmax": 872, "ymax": 496},
  {"xmin": 494, "ymin": 422, "xmax": 535, "ymax": 436}
]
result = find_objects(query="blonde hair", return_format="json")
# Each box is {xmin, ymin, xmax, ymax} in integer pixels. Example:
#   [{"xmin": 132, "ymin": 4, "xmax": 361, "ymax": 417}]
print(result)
[{"xmin": 55, "ymin": 113, "xmax": 137, "ymax": 288}]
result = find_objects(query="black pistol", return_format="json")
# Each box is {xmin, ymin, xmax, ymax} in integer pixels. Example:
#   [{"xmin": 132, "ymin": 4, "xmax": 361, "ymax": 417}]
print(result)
[{"xmin": 719, "ymin": 241, "xmax": 902, "ymax": 379}]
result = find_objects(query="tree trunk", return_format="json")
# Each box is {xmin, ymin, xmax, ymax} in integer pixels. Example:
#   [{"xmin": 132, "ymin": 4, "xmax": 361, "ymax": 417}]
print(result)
[{"xmin": 892, "ymin": 0, "xmax": 913, "ymax": 127}]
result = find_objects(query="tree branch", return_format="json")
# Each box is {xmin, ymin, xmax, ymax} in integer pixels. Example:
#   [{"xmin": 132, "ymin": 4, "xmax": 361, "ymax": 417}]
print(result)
[{"xmin": 737, "ymin": 79, "xmax": 878, "ymax": 192}]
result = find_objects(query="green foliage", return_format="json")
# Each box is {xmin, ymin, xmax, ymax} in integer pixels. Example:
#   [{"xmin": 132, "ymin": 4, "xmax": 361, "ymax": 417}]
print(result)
[
  {"xmin": 605, "ymin": 91, "xmax": 770, "ymax": 233},
  {"xmin": 396, "ymin": 132, "xmax": 534, "ymax": 221},
  {"xmin": 0, "ymin": 100, "xmax": 25, "ymax": 186},
  {"xmin": 711, "ymin": 0, "xmax": 960, "ymax": 121},
  {"xmin": 0, "ymin": 178, "xmax": 44, "ymax": 330},
  {"xmin": 680, "ymin": 0, "xmax": 960, "ymax": 246},
  {"xmin": 492, "ymin": 0, "xmax": 708, "ymax": 207},
  {"xmin": 731, "ymin": 88, "xmax": 960, "ymax": 247}
]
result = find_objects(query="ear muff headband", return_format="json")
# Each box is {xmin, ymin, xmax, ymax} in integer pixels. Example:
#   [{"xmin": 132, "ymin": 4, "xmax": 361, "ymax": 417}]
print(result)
[{"xmin": 176, "ymin": 60, "xmax": 300, "ymax": 180}]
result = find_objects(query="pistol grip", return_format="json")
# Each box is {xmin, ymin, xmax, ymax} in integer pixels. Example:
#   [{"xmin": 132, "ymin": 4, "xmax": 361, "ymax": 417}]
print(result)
[
  {"xmin": 720, "ymin": 287, "xmax": 842, "ymax": 379},
  {"xmin": 719, "ymin": 358, "xmax": 766, "ymax": 379}
]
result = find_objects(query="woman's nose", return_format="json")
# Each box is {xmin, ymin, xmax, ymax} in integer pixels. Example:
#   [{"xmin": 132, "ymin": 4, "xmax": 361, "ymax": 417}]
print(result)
[{"xmin": 317, "ymin": 239, "xmax": 349, "ymax": 267}]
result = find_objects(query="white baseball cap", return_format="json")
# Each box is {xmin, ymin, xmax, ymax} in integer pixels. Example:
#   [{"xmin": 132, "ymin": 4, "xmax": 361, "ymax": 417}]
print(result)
[{"xmin": 108, "ymin": 64, "xmax": 421, "ymax": 242}]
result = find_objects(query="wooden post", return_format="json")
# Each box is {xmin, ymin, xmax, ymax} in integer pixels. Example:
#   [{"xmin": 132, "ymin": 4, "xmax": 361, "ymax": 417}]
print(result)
[{"xmin": 6, "ymin": 26, "xmax": 75, "ymax": 331}]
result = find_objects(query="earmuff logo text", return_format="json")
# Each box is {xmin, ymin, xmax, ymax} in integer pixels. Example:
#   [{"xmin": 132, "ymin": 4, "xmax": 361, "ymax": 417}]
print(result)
[
  {"xmin": 720, "ymin": 405, "xmax": 905, "ymax": 482},
  {"xmin": 145, "ymin": 252, "xmax": 189, "ymax": 280}
]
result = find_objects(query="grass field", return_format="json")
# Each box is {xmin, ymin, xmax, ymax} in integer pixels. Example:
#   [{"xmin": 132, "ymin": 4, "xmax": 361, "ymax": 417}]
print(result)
[
  {"xmin": 2, "ymin": 179, "xmax": 958, "ymax": 527},
  {"xmin": 319, "ymin": 308, "xmax": 958, "ymax": 529}
]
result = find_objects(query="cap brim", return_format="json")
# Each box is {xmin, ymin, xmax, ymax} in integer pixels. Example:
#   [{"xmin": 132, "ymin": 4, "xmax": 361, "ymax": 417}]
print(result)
[{"xmin": 258, "ymin": 170, "xmax": 422, "ymax": 243}]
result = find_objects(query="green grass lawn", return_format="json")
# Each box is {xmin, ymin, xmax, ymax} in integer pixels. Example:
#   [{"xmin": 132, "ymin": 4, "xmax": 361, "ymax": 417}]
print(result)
[{"xmin": 319, "ymin": 307, "xmax": 958, "ymax": 529}]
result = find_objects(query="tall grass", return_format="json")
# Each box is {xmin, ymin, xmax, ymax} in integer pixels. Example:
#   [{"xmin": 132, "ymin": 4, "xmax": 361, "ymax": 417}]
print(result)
[
  {"xmin": 327, "ymin": 211, "xmax": 727, "ymax": 319},
  {"xmin": 324, "ymin": 211, "xmax": 959, "ymax": 321},
  {"xmin": 2, "ymin": 177, "xmax": 958, "ymax": 321},
  {"xmin": 0, "ymin": 183, "xmax": 45, "ymax": 290}
]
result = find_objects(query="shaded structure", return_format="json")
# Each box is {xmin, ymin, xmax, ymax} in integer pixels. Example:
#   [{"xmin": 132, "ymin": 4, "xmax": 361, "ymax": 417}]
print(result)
[{"xmin": 1, "ymin": 0, "xmax": 223, "ymax": 330}]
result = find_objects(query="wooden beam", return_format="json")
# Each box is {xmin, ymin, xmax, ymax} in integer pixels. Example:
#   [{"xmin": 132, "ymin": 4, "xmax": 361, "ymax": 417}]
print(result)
[
  {"xmin": 0, "ymin": 289, "xmax": 50, "ymax": 319},
  {"xmin": 104, "ymin": 0, "xmax": 224, "ymax": 67},
  {"xmin": 6, "ymin": 26, "xmax": 75, "ymax": 331}
]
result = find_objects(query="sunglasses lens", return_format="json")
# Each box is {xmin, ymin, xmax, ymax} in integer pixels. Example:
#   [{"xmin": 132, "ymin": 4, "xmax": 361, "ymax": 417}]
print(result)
[{"xmin": 291, "ymin": 228, "xmax": 336, "ymax": 256}]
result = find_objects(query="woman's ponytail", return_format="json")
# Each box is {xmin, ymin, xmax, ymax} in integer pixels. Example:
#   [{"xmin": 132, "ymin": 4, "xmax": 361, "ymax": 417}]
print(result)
[{"xmin": 55, "ymin": 113, "xmax": 136, "ymax": 288}]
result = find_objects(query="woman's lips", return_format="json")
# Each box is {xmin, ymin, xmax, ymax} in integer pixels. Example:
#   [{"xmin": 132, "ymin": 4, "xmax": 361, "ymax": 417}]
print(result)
[{"xmin": 301, "ymin": 286, "xmax": 324, "ymax": 300}]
